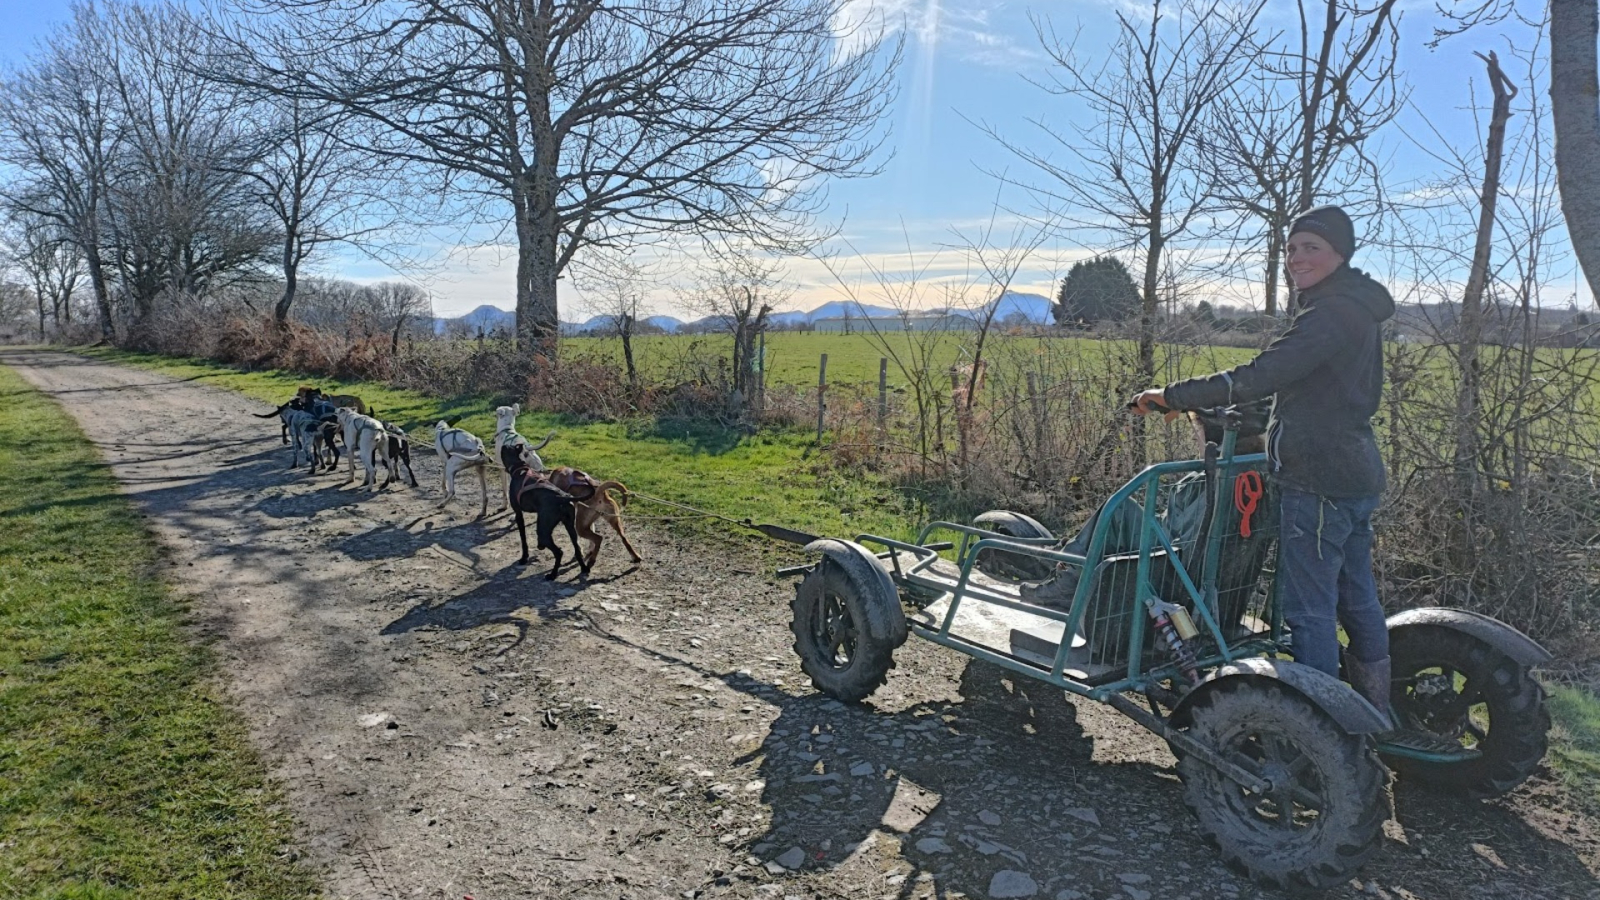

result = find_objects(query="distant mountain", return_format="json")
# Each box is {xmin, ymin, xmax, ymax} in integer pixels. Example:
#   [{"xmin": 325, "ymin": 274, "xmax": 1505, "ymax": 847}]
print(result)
[
  {"xmin": 430, "ymin": 292, "xmax": 1056, "ymax": 337},
  {"xmin": 767, "ymin": 309, "xmax": 811, "ymax": 328},
  {"xmin": 434, "ymin": 304, "xmax": 516, "ymax": 335},
  {"xmin": 927, "ymin": 291, "xmax": 1055, "ymax": 325},
  {"xmin": 983, "ymin": 291, "xmax": 1054, "ymax": 324},
  {"xmin": 565, "ymin": 314, "xmax": 686, "ymax": 335},
  {"xmin": 803, "ymin": 300, "xmax": 902, "ymax": 321}
]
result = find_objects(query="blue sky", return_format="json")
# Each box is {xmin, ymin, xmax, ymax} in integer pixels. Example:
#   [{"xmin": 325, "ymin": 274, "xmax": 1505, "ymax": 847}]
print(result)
[{"xmin": 1, "ymin": 0, "xmax": 1582, "ymax": 320}]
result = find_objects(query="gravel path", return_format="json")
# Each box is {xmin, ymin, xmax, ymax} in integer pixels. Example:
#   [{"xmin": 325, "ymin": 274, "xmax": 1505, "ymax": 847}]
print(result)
[{"xmin": 5, "ymin": 348, "xmax": 1597, "ymax": 900}]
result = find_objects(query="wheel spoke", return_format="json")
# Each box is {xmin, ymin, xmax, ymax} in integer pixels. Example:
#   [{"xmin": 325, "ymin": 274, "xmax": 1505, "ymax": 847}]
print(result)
[
  {"xmin": 1284, "ymin": 751, "xmax": 1314, "ymax": 781},
  {"xmin": 1437, "ymin": 683, "xmax": 1484, "ymax": 723},
  {"xmin": 1274, "ymin": 797, "xmax": 1297, "ymax": 829},
  {"xmin": 1287, "ymin": 782, "xmax": 1323, "ymax": 811}
]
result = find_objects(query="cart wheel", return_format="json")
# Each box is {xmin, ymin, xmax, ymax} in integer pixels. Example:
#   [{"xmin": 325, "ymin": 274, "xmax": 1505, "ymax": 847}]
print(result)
[
  {"xmin": 1387, "ymin": 627, "xmax": 1549, "ymax": 798},
  {"xmin": 972, "ymin": 510, "xmax": 1055, "ymax": 582},
  {"xmin": 1179, "ymin": 680, "xmax": 1388, "ymax": 891},
  {"xmin": 791, "ymin": 558, "xmax": 896, "ymax": 703}
]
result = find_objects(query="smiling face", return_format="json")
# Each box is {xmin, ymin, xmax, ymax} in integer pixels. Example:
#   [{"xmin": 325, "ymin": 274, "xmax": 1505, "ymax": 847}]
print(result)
[{"xmin": 1286, "ymin": 231, "xmax": 1345, "ymax": 291}]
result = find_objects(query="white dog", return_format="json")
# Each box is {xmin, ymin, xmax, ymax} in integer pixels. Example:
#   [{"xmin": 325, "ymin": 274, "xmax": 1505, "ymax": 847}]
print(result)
[
  {"xmin": 492, "ymin": 404, "xmax": 554, "ymax": 508},
  {"xmin": 337, "ymin": 406, "xmax": 393, "ymax": 489},
  {"xmin": 434, "ymin": 420, "xmax": 498, "ymax": 517}
]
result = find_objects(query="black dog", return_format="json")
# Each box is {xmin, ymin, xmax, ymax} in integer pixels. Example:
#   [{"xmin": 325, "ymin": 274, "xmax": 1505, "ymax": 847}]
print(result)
[
  {"xmin": 379, "ymin": 422, "xmax": 420, "ymax": 488},
  {"xmin": 500, "ymin": 444, "xmax": 590, "ymax": 580},
  {"xmin": 298, "ymin": 415, "xmax": 342, "ymax": 474}
]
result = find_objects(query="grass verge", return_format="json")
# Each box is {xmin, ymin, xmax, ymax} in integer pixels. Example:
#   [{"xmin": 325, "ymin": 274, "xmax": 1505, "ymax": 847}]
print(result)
[
  {"xmin": 0, "ymin": 363, "xmax": 318, "ymax": 900},
  {"xmin": 1547, "ymin": 683, "xmax": 1600, "ymax": 813},
  {"xmin": 76, "ymin": 347, "xmax": 927, "ymax": 543}
]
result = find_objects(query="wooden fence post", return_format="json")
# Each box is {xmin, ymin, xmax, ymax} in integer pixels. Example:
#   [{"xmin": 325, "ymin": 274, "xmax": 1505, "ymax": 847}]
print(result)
[
  {"xmin": 1027, "ymin": 371, "xmax": 1046, "ymax": 475},
  {"xmin": 877, "ymin": 357, "xmax": 888, "ymax": 430},
  {"xmin": 816, "ymin": 353, "xmax": 828, "ymax": 444}
]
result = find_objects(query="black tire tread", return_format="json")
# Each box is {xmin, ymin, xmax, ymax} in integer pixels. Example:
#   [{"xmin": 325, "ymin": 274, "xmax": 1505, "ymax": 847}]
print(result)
[
  {"xmin": 1178, "ymin": 680, "xmax": 1389, "ymax": 891},
  {"xmin": 790, "ymin": 560, "xmax": 895, "ymax": 703},
  {"xmin": 1388, "ymin": 627, "xmax": 1549, "ymax": 799}
]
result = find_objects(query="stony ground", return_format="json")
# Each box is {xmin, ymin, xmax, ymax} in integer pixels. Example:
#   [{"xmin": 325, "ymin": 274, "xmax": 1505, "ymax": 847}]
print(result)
[{"xmin": 5, "ymin": 347, "xmax": 1598, "ymax": 900}]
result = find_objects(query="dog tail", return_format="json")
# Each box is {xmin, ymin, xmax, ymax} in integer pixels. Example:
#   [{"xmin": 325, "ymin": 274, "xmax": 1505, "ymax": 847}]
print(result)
[
  {"xmin": 529, "ymin": 430, "xmax": 556, "ymax": 451},
  {"xmin": 253, "ymin": 402, "xmax": 290, "ymax": 418},
  {"xmin": 593, "ymin": 480, "xmax": 629, "ymax": 507}
]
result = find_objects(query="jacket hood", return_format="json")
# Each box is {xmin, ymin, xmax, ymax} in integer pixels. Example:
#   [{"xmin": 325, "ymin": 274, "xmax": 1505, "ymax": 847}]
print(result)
[{"xmin": 1309, "ymin": 265, "xmax": 1394, "ymax": 323}]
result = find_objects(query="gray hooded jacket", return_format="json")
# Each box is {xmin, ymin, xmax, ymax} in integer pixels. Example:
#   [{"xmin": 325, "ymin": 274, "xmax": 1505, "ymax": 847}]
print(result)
[{"xmin": 1162, "ymin": 265, "xmax": 1396, "ymax": 498}]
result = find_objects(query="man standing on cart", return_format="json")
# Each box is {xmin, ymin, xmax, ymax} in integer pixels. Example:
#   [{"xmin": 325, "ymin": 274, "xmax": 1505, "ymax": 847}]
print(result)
[{"xmin": 1129, "ymin": 206, "xmax": 1399, "ymax": 720}]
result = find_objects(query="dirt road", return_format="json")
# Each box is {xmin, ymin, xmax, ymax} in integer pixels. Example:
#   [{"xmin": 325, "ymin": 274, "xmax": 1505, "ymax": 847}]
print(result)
[{"xmin": 5, "ymin": 348, "xmax": 1596, "ymax": 900}]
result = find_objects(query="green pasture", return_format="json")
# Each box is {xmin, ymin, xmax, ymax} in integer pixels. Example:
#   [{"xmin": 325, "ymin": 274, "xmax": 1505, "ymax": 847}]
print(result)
[
  {"xmin": 563, "ymin": 330, "xmax": 1259, "ymax": 390},
  {"xmin": 79, "ymin": 347, "xmax": 925, "ymax": 544},
  {"xmin": 0, "ymin": 364, "xmax": 316, "ymax": 900}
]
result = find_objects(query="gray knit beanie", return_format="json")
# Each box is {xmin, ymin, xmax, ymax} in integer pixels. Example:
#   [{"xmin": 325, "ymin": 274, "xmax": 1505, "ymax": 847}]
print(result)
[{"xmin": 1289, "ymin": 205, "xmax": 1356, "ymax": 262}]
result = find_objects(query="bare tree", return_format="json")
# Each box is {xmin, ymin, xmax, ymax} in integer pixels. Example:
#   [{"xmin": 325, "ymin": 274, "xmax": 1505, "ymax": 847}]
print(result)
[
  {"xmin": 1209, "ymin": 0, "xmax": 1401, "ymax": 316},
  {"xmin": 1454, "ymin": 51, "xmax": 1518, "ymax": 492},
  {"xmin": 223, "ymin": 88, "xmax": 415, "ymax": 327},
  {"xmin": 684, "ymin": 244, "xmax": 787, "ymax": 420},
  {"xmin": 0, "ymin": 7, "xmax": 123, "ymax": 340},
  {"xmin": 96, "ymin": 1, "xmax": 275, "ymax": 326},
  {"xmin": 996, "ymin": 0, "xmax": 1265, "ymax": 384},
  {"xmin": 365, "ymin": 281, "xmax": 433, "ymax": 356},
  {"xmin": 576, "ymin": 252, "xmax": 656, "ymax": 395},
  {"xmin": 4, "ymin": 214, "xmax": 83, "ymax": 340},
  {"xmin": 216, "ymin": 0, "xmax": 900, "ymax": 349}
]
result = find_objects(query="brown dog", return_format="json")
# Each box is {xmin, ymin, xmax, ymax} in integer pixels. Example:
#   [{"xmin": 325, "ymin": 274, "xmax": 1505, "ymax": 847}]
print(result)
[
  {"xmin": 302, "ymin": 385, "xmax": 367, "ymax": 415},
  {"xmin": 545, "ymin": 466, "xmax": 643, "ymax": 569}
]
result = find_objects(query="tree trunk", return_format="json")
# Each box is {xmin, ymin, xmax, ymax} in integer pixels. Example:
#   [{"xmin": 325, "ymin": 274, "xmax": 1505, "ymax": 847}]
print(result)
[
  {"xmin": 1138, "ymin": 233, "xmax": 1163, "ymax": 384},
  {"xmin": 1455, "ymin": 52, "xmax": 1516, "ymax": 499},
  {"xmin": 620, "ymin": 314, "xmax": 638, "ymax": 393},
  {"xmin": 514, "ymin": 177, "xmax": 561, "ymax": 351},
  {"xmin": 1263, "ymin": 218, "xmax": 1288, "ymax": 317},
  {"xmin": 1552, "ymin": 0, "xmax": 1600, "ymax": 302},
  {"xmin": 274, "ymin": 235, "xmax": 299, "ymax": 325},
  {"xmin": 85, "ymin": 246, "xmax": 115, "ymax": 342}
]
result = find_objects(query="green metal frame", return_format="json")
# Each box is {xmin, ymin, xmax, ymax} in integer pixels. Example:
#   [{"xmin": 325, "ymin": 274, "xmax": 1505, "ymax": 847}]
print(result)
[{"xmin": 857, "ymin": 430, "xmax": 1284, "ymax": 704}]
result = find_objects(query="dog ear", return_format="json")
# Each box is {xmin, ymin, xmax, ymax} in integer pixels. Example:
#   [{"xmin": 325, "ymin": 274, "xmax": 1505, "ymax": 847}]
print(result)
[
  {"xmin": 445, "ymin": 415, "xmax": 462, "ymax": 427},
  {"xmin": 512, "ymin": 402, "xmax": 521, "ymax": 416}
]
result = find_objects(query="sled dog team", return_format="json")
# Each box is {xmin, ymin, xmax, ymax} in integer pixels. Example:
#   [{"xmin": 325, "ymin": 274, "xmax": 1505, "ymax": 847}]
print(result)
[{"xmin": 256, "ymin": 387, "xmax": 641, "ymax": 579}]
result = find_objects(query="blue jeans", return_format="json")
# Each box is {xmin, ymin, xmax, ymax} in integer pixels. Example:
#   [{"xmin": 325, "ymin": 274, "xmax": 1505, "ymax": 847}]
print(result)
[{"xmin": 1277, "ymin": 489, "xmax": 1388, "ymax": 676}]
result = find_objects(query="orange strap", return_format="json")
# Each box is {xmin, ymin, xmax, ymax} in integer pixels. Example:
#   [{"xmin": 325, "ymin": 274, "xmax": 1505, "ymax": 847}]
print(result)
[{"xmin": 1233, "ymin": 471, "xmax": 1264, "ymax": 538}]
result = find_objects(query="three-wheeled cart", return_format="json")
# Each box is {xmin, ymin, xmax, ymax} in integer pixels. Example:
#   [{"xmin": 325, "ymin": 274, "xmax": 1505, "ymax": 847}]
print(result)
[{"xmin": 779, "ymin": 407, "xmax": 1551, "ymax": 890}]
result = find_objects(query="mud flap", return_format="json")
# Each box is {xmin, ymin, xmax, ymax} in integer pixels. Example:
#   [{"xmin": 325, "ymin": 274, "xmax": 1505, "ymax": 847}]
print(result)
[
  {"xmin": 972, "ymin": 510, "xmax": 1054, "ymax": 540},
  {"xmin": 803, "ymin": 538, "xmax": 908, "ymax": 649},
  {"xmin": 1169, "ymin": 657, "xmax": 1390, "ymax": 735},
  {"xmin": 1385, "ymin": 607, "xmax": 1552, "ymax": 667}
]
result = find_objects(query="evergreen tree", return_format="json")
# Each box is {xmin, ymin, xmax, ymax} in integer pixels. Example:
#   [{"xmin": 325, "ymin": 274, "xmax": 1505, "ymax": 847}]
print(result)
[{"xmin": 1054, "ymin": 256, "xmax": 1140, "ymax": 325}]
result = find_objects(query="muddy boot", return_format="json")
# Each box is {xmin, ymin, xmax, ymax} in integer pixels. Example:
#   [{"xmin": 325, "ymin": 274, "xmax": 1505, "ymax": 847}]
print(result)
[
  {"xmin": 1349, "ymin": 655, "xmax": 1474, "ymax": 758},
  {"xmin": 1017, "ymin": 567, "xmax": 1081, "ymax": 611},
  {"xmin": 1345, "ymin": 655, "xmax": 1393, "ymax": 722}
]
